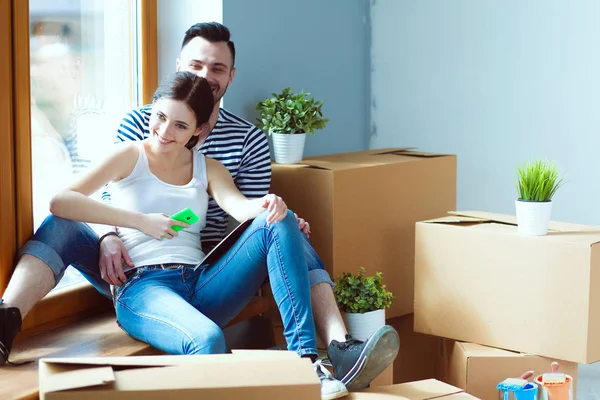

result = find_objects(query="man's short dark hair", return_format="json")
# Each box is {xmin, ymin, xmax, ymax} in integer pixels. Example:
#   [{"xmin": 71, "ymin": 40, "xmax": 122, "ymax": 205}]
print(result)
[{"xmin": 181, "ymin": 22, "xmax": 236, "ymax": 67}]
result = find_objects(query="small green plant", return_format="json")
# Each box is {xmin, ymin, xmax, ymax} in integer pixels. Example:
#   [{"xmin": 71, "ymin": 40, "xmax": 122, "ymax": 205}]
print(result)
[
  {"xmin": 516, "ymin": 159, "xmax": 565, "ymax": 202},
  {"xmin": 256, "ymin": 87, "xmax": 329, "ymax": 134},
  {"xmin": 333, "ymin": 267, "xmax": 394, "ymax": 314}
]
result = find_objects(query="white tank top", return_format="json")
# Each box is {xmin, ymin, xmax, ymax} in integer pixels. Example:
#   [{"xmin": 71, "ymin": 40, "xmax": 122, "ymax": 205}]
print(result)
[{"xmin": 109, "ymin": 141, "xmax": 208, "ymax": 269}]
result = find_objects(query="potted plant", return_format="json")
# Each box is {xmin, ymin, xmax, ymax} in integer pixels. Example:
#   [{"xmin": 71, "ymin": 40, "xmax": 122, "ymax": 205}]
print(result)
[
  {"xmin": 256, "ymin": 87, "xmax": 329, "ymax": 164},
  {"xmin": 515, "ymin": 159, "xmax": 565, "ymax": 236},
  {"xmin": 333, "ymin": 267, "xmax": 394, "ymax": 341}
]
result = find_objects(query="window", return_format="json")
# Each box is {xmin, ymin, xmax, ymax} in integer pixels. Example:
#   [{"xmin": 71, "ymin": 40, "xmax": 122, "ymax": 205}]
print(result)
[
  {"xmin": 1, "ymin": 0, "xmax": 157, "ymax": 333},
  {"xmin": 29, "ymin": 0, "xmax": 142, "ymax": 291}
]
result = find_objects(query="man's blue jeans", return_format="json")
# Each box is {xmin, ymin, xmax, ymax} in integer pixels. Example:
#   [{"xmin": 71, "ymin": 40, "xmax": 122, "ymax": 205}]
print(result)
[{"xmin": 19, "ymin": 211, "xmax": 332, "ymax": 356}]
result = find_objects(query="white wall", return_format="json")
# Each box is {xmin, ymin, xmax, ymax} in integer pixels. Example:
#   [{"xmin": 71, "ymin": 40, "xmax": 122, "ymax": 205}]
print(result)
[
  {"xmin": 370, "ymin": 0, "xmax": 600, "ymax": 224},
  {"xmin": 157, "ymin": 0, "xmax": 222, "ymax": 82}
]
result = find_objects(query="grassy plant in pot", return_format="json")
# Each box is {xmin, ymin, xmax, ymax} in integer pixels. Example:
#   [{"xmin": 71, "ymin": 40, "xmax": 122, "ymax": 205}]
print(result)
[
  {"xmin": 333, "ymin": 267, "xmax": 394, "ymax": 341},
  {"xmin": 516, "ymin": 159, "xmax": 565, "ymax": 236},
  {"xmin": 256, "ymin": 87, "xmax": 328, "ymax": 164}
]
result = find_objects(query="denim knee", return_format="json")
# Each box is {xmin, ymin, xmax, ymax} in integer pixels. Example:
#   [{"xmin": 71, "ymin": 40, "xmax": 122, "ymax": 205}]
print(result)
[
  {"xmin": 185, "ymin": 325, "xmax": 227, "ymax": 354},
  {"xmin": 255, "ymin": 209, "xmax": 298, "ymax": 232},
  {"xmin": 19, "ymin": 215, "xmax": 97, "ymax": 284}
]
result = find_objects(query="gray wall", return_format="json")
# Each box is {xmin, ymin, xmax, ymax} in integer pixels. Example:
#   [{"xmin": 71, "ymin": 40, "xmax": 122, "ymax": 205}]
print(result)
[
  {"xmin": 224, "ymin": 0, "xmax": 370, "ymax": 156},
  {"xmin": 370, "ymin": 0, "xmax": 600, "ymax": 224},
  {"xmin": 157, "ymin": 0, "xmax": 222, "ymax": 82}
]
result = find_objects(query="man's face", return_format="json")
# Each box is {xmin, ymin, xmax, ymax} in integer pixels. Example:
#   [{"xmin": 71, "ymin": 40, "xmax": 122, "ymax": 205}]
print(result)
[{"xmin": 177, "ymin": 37, "xmax": 235, "ymax": 104}]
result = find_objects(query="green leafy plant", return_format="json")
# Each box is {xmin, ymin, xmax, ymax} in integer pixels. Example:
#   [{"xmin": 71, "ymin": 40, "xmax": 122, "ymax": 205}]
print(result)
[
  {"xmin": 516, "ymin": 159, "xmax": 565, "ymax": 202},
  {"xmin": 256, "ymin": 87, "xmax": 329, "ymax": 134},
  {"xmin": 333, "ymin": 267, "xmax": 394, "ymax": 314}
]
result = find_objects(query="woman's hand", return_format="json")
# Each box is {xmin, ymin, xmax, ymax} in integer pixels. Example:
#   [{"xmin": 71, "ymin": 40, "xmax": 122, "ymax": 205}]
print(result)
[
  {"xmin": 295, "ymin": 213, "xmax": 311, "ymax": 237},
  {"xmin": 261, "ymin": 193, "xmax": 288, "ymax": 224},
  {"xmin": 137, "ymin": 213, "xmax": 189, "ymax": 240}
]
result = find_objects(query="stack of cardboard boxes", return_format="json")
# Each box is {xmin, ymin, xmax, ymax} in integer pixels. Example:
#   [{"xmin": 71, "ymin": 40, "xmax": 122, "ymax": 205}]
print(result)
[
  {"xmin": 270, "ymin": 148, "xmax": 455, "ymax": 387},
  {"xmin": 414, "ymin": 211, "xmax": 594, "ymax": 398},
  {"xmin": 271, "ymin": 149, "xmax": 589, "ymax": 399}
]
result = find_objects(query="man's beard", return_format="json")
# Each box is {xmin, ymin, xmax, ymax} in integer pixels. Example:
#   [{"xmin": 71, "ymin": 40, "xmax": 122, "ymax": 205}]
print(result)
[{"xmin": 213, "ymin": 83, "xmax": 229, "ymax": 105}]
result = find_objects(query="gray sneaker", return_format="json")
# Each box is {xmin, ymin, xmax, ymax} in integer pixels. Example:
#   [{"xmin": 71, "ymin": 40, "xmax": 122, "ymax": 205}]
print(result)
[{"xmin": 327, "ymin": 325, "xmax": 400, "ymax": 391}]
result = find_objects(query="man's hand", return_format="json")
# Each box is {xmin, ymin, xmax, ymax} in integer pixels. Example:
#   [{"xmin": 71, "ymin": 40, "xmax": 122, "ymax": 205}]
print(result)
[
  {"xmin": 99, "ymin": 235, "xmax": 134, "ymax": 286},
  {"xmin": 294, "ymin": 213, "xmax": 311, "ymax": 238}
]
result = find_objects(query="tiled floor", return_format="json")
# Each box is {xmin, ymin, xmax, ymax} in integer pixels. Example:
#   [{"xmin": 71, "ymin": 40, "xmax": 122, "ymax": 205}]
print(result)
[{"xmin": 579, "ymin": 362, "xmax": 600, "ymax": 399}]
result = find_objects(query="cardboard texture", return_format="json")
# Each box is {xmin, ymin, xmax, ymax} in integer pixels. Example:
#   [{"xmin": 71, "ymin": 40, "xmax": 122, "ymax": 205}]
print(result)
[
  {"xmin": 436, "ymin": 340, "xmax": 579, "ymax": 400},
  {"xmin": 388, "ymin": 314, "xmax": 439, "ymax": 384},
  {"xmin": 271, "ymin": 148, "xmax": 457, "ymax": 318},
  {"xmin": 371, "ymin": 365, "xmax": 394, "ymax": 387},
  {"xmin": 347, "ymin": 378, "xmax": 480, "ymax": 399},
  {"xmin": 39, "ymin": 350, "xmax": 320, "ymax": 399},
  {"xmin": 414, "ymin": 211, "xmax": 600, "ymax": 364}
]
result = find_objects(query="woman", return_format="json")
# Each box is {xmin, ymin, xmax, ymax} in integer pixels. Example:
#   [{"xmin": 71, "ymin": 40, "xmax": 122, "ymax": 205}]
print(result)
[{"xmin": 49, "ymin": 71, "xmax": 347, "ymax": 400}]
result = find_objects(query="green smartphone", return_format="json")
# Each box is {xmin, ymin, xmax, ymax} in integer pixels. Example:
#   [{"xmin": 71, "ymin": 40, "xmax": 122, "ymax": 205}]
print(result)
[{"xmin": 170, "ymin": 208, "xmax": 200, "ymax": 232}]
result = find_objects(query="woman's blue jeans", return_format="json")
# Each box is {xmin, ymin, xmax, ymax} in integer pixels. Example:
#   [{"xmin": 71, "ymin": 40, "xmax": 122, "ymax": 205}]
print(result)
[
  {"xmin": 19, "ymin": 211, "xmax": 330, "ymax": 357},
  {"xmin": 112, "ymin": 210, "xmax": 318, "ymax": 356}
]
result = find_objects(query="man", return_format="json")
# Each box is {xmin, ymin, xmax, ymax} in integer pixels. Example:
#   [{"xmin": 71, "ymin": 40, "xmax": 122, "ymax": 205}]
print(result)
[{"xmin": 0, "ymin": 22, "xmax": 398, "ymax": 396}]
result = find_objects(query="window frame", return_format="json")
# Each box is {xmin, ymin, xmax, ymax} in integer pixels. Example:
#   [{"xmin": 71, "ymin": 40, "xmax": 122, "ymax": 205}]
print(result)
[{"xmin": 1, "ymin": 0, "xmax": 158, "ymax": 335}]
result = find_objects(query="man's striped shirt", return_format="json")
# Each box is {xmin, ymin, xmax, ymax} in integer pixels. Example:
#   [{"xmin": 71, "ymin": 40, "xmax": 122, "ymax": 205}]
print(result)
[{"xmin": 116, "ymin": 105, "xmax": 272, "ymax": 251}]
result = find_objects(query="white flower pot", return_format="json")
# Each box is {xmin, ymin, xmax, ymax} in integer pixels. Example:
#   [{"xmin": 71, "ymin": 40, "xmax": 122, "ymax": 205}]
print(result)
[
  {"xmin": 343, "ymin": 309, "xmax": 386, "ymax": 342},
  {"xmin": 271, "ymin": 132, "xmax": 306, "ymax": 164},
  {"xmin": 515, "ymin": 199, "xmax": 553, "ymax": 236}
]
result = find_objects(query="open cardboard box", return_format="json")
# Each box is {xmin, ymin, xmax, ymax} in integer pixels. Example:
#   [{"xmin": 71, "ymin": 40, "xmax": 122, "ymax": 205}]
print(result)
[
  {"xmin": 39, "ymin": 350, "xmax": 320, "ymax": 399},
  {"xmin": 414, "ymin": 211, "xmax": 600, "ymax": 364},
  {"xmin": 347, "ymin": 378, "xmax": 479, "ymax": 399},
  {"xmin": 436, "ymin": 340, "xmax": 579, "ymax": 400},
  {"xmin": 271, "ymin": 148, "xmax": 457, "ymax": 318}
]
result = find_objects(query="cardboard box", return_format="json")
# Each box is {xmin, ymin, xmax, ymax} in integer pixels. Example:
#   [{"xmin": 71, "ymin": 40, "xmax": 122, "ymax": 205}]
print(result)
[
  {"xmin": 39, "ymin": 350, "xmax": 320, "ymax": 399},
  {"xmin": 437, "ymin": 340, "xmax": 579, "ymax": 400},
  {"xmin": 414, "ymin": 211, "xmax": 600, "ymax": 364},
  {"xmin": 271, "ymin": 149, "xmax": 456, "ymax": 318},
  {"xmin": 388, "ymin": 314, "xmax": 439, "ymax": 384},
  {"xmin": 347, "ymin": 378, "xmax": 480, "ymax": 399}
]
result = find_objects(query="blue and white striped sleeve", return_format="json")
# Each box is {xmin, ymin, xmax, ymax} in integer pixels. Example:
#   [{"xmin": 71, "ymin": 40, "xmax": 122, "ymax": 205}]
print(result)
[
  {"xmin": 116, "ymin": 107, "xmax": 150, "ymax": 143},
  {"xmin": 236, "ymin": 126, "xmax": 272, "ymax": 199}
]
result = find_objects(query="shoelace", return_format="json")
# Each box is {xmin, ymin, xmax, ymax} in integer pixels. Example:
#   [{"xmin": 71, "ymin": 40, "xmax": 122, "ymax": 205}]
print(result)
[
  {"xmin": 313, "ymin": 359, "xmax": 334, "ymax": 380},
  {"xmin": 333, "ymin": 335, "xmax": 364, "ymax": 351}
]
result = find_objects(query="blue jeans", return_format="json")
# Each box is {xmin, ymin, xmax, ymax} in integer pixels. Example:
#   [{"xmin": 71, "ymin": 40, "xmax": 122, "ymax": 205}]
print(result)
[
  {"xmin": 20, "ymin": 214, "xmax": 333, "ymax": 299},
  {"xmin": 19, "ymin": 212, "xmax": 331, "ymax": 356},
  {"xmin": 113, "ymin": 211, "xmax": 318, "ymax": 356}
]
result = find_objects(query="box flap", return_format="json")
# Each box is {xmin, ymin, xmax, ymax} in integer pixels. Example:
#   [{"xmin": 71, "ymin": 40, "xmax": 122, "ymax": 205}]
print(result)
[
  {"xmin": 459, "ymin": 342, "xmax": 521, "ymax": 358},
  {"xmin": 426, "ymin": 211, "xmax": 600, "ymax": 245},
  {"xmin": 348, "ymin": 379, "xmax": 464, "ymax": 399},
  {"xmin": 41, "ymin": 354, "xmax": 209, "ymax": 367},
  {"xmin": 41, "ymin": 350, "xmax": 294, "ymax": 368},
  {"xmin": 448, "ymin": 211, "xmax": 517, "ymax": 225},
  {"xmin": 298, "ymin": 148, "xmax": 449, "ymax": 171},
  {"xmin": 230, "ymin": 349, "xmax": 300, "ymax": 360},
  {"xmin": 421, "ymin": 215, "xmax": 490, "ymax": 225},
  {"xmin": 113, "ymin": 358, "xmax": 318, "ymax": 391},
  {"xmin": 42, "ymin": 364, "xmax": 115, "ymax": 393},
  {"xmin": 40, "ymin": 351, "xmax": 319, "ymax": 394}
]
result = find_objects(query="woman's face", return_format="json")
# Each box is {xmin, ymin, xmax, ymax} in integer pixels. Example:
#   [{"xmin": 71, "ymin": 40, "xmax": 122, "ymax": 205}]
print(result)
[{"xmin": 148, "ymin": 98, "xmax": 200, "ymax": 152}]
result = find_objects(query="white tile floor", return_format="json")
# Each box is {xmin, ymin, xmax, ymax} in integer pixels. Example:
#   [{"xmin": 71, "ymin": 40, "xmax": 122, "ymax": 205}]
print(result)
[{"xmin": 579, "ymin": 362, "xmax": 600, "ymax": 399}]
